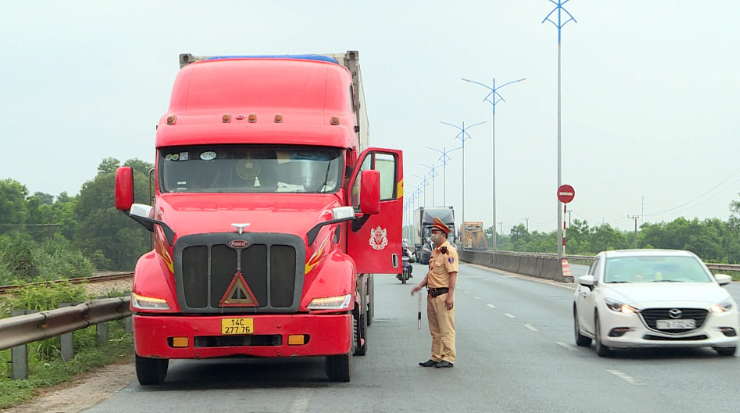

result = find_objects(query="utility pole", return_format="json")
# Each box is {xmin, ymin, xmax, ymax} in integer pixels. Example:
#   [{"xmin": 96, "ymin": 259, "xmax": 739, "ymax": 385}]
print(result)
[
  {"xmin": 568, "ymin": 209, "xmax": 573, "ymax": 227},
  {"xmin": 628, "ymin": 215, "xmax": 640, "ymax": 249},
  {"xmin": 498, "ymin": 221, "xmax": 504, "ymax": 237},
  {"xmin": 522, "ymin": 217, "xmax": 529, "ymax": 232}
]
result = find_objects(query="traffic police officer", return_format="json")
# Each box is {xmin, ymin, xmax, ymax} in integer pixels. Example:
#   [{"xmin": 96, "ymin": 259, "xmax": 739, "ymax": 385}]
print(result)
[{"xmin": 411, "ymin": 217, "xmax": 458, "ymax": 368}]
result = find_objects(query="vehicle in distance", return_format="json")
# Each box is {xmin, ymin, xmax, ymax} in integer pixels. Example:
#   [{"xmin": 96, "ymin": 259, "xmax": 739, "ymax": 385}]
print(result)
[{"xmin": 573, "ymin": 249, "xmax": 739, "ymax": 357}]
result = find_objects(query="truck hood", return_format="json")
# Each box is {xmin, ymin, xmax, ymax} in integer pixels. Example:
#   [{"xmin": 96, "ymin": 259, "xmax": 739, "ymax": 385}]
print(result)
[{"xmin": 155, "ymin": 193, "xmax": 343, "ymax": 242}]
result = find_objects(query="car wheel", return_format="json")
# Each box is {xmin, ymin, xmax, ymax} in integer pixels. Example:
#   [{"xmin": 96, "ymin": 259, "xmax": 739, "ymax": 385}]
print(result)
[
  {"xmin": 573, "ymin": 306, "xmax": 592, "ymax": 347},
  {"xmin": 715, "ymin": 347, "xmax": 737, "ymax": 357},
  {"xmin": 135, "ymin": 354, "xmax": 168, "ymax": 385},
  {"xmin": 594, "ymin": 313, "xmax": 613, "ymax": 357}
]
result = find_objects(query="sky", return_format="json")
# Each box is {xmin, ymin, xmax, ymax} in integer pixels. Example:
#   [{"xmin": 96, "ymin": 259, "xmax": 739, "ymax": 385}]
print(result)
[{"xmin": 1, "ymin": 1, "xmax": 739, "ymax": 234}]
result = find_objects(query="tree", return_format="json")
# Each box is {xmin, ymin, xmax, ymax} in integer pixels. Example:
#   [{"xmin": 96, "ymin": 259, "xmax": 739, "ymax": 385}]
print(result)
[
  {"xmin": 73, "ymin": 158, "xmax": 153, "ymax": 270},
  {"xmin": 32, "ymin": 192, "xmax": 55, "ymax": 206},
  {"xmin": 509, "ymin": 224, "xmax": 529, "ymax": 244},
  {"xmin": 0, "ymin": 179, "xmax": 29, "ymax": 225}
]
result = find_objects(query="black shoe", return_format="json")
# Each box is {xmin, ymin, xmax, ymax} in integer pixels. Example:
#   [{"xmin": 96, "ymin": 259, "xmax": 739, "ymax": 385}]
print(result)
[
  {"xmin": 435, "ymin": 361, "xmax": 454, "ymax": 368},
  {"xmin": 419, "ymin": 359, "xmax": 439, "ymax": 367}
]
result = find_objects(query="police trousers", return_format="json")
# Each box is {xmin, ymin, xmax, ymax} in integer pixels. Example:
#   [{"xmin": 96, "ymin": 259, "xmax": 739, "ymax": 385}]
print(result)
[{"xmin": 427, "ymin": 292, "xmax": 456, "ymax": 363}]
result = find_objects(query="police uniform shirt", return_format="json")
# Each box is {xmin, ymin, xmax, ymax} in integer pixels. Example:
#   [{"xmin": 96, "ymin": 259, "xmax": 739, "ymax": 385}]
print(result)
[{"xmin": 427, "ymin": 240, "xmax": 459, "ymax": 288}]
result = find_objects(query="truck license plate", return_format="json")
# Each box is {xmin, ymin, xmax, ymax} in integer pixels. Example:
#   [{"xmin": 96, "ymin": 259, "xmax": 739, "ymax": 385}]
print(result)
[
  {"xmin": 656, "ymin": 319, "xmax": 695, "ymax": 330},
  {"xmin": 221, "ymin": 318, "xmax": 254, "ymax": 335}
]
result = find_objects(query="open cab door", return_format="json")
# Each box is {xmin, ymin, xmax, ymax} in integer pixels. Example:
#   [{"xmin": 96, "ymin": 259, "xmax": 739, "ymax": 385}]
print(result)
[{"xmin": 346, "ymin": 148, "xmax": 403, "ymax": 274}]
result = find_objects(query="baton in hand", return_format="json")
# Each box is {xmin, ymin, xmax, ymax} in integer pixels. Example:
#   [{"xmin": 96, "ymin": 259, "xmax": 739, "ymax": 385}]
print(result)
[{"xmin": 417, "ymin": 291, "xmax": 422, "ymax": 330}]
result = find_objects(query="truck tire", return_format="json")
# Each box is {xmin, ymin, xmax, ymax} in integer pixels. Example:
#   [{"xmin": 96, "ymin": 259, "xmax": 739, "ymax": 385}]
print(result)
[
  {"xmin": 354, "ymin": 312, "xmax": 367, "ymax": 356},
  {"xmin": 135, "ymin": 354, "xmax": 169, "ymax": 385},
  {"xmin": 367, "ymin": 274, "xmax": 374, "ymax": 327},
  {"xmin": 326, "ymin": 315, "xmax": 355, "ymax": 382}
]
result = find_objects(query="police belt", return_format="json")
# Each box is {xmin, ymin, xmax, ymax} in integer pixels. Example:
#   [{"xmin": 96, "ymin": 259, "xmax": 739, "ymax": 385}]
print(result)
[{"xmin": 427, "ymin": 287, "xmax": 449, "ymax": 297}]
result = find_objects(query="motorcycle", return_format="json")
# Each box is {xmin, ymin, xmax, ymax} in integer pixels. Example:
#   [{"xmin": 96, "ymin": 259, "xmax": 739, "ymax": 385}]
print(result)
[{"xmin": 398, "ymin": 253, "xmax": 413, "ymax": 284}]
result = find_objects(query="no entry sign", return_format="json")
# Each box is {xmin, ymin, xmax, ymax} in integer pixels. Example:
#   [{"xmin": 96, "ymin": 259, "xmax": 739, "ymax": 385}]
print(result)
[{"xmin": 557, "ymin": 184, "xmax": 575, "ymax": 204}]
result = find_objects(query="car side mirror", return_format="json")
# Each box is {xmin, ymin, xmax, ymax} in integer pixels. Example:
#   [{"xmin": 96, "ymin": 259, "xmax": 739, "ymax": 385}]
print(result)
[
  {"xmin": 714, "ymin": 274, "xmax": 732, "ymax": 286},
  {"xmin": 359, "ymin": 169, "xmax": 380, "ymax": 215},
  {"xmin": 578, "ymin": 275, "xmax": 595, "ymax": 287},
  {"xmin": 115, "ymin": 167, "xmax": 134, "ymax": 211}
]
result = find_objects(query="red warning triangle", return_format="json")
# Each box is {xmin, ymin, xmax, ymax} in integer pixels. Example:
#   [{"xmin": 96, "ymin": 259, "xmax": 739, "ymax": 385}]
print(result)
[{"xmin": 219, "ymin": 271, "xmax": 259, "ymax": 307}]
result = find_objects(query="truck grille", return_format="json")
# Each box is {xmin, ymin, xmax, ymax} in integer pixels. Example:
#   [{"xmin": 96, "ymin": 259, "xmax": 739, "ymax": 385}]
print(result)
[
  {"xmin": 173, "ymin": 233, "xmax": 305, "ymax": 314},
  {"xmin": 639, "ymin": 308, "xmax": 709, "ymax": 334}
]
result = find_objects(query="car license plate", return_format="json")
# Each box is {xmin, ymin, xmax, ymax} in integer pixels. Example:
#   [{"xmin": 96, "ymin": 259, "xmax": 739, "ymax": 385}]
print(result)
[
  {"xmin": 656, "ymin": 319, "xmax": 695, "ymax": 330},
  {"xmin": 221, "ymin": 318, "xmax": 254, "ymax": 335}
]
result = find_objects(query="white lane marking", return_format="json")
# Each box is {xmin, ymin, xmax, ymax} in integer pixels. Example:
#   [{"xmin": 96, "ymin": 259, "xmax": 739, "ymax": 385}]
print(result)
[
  {"xmin": 290, "ymin": 389, "xmax": 311, "ymax": 413},
  {"xmin": 504, "ymin": 313, "xmax": 516, "ymax": 318},
  {"xmin": 524, "ymin": 324, "xmax": 539, "ymax": 332},
  {"xmin": 607, "ymin": 369, "xmax": 645, "ymax": 386},
  {"xmin": 474, "ymin": 296, "xmax": 481, "ymax": 300},
  {"xmin": 487, "ymin": 304, "xmax": 496, "ymax": 309},
  {"xmin": 556, "ymin": 342, "xmax": 577, "ymax": 351},
  {"xmin": 463, "ymin": 291, "xmax": 470, "ymax": 294}
]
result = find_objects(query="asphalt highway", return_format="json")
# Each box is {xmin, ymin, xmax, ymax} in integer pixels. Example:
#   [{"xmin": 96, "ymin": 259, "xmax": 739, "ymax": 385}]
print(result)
[{"xmin": 84, "ymin": 263, "xmax": 740, "ymax": 413}]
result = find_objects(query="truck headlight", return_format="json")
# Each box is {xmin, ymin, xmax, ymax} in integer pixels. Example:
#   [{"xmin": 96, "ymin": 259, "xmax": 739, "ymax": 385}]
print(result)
[
  {"xmin": 131, "ymin": 292, "xmax": 171, "ymax": 310},
  {"xmin": 605, "ymin": 298, "xmax": 637, "ymax": 314},
  {"xmin": 307, "ymin": 294, "xmax": 352, "ymax": 310},
  {"xmin": 711, "ymin": 300, "xmax": 734, "ymax": 314}
]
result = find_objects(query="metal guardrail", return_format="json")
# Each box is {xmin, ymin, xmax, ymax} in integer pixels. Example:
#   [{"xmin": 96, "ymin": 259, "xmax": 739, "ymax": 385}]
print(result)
[
  {"xmin": 0, "ymin": 297, "xmax": 132, "ymax": 351},
  {"xmin": 486, "ymin": 250, "xmax": 740, "ymax": 273}
]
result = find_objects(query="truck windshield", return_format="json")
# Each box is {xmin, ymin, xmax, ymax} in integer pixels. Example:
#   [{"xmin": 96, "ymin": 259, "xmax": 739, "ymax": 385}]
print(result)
[{"xmin": 159, "ymin": 145, "xmax": 343, "ymax": 193}]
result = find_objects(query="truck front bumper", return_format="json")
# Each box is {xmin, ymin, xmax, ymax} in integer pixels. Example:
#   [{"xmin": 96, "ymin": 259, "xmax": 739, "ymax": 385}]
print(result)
[{"xmin": 133, "ymin": 313, "xmax": 352, "ymax": 359}]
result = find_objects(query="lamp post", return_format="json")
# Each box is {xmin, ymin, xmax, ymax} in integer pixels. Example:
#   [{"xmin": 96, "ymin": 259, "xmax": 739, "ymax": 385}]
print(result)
[
  {"xmin": 440, "ymin": 120, "xmax": 486, "ymax": 251},
  {"xmin": 542, "ymin": 0, "xmax": 577, "ymax": 259},
  {"xmin": 462, "ymin": 76, "xmax": 526, "ymax": 253},
  {"xmin": 413, "ymin": 175, "xmax": 430, "ymax": 207},
  {"xmin": 419, "ymin": 163, "xmax": 440, "ymax": 206},
  {"xmin": 427, "ymin": 146, "xmax": 461, "ymax": 205}
]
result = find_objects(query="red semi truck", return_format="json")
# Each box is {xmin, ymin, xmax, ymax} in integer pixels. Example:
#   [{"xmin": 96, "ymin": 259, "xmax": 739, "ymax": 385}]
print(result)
[{"xmin": 114, "ymin": 51, "xmax": 403, "ymax": 384}]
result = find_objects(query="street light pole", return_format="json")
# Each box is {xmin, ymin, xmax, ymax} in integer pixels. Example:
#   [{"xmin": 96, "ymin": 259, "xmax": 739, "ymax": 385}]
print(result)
[
  {"xmin": 419, "ymin": 163, "xmax": 440, "ymax": 206},
  {"xmin": 413, "ymin": 175, "xmax": 430, "ymax": 207},
  {"xmin": 543, "ymin": 0, "xmax": 577, "ymax": 259},
  {"xmin": 440, "ymin": 121, "xmax": 486, "ymax": 251},
  {"xmin": 462, "ymin": 77, "xmax": 525, "ymax": 253},
  {"xmin": 427, "ymin": 146, "xmax": 461, "ymax": 205}
]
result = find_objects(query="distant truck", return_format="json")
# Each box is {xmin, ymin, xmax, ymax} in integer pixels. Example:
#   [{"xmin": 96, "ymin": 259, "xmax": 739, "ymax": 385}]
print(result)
[
  {"xmin": 460, "ymin": 221, "xmax": 488, "ymax": 250},
  {"xmin": 413, "ymin": 206, "xmax": 455, "ymax": 264}
]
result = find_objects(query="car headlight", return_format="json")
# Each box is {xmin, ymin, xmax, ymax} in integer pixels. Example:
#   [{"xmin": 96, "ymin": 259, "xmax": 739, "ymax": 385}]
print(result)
[
  {"xmin": 307, "ymin": 294, "xmax": 352, "ymax": 310},
  {"xmin": 605, "ymin": 298, "xmax": 638, "ymax": 314},
  {"xmin": 711, "ymin": 299, "xmax": 734, "ymax": 314},
  {"xmin": 131, "ymin": 292, "xmax": 171, "ymax": 310}
]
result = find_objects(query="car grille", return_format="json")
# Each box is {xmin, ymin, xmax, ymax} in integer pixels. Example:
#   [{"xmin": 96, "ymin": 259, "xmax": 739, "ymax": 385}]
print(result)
[
  {"xmin": 173, "ymin": 233, "xmax": 305, "ymax": 314},
  {"xmin": 643, "ymin": 334, "xmax": 708, "ymax": 341},
  {"xmin": 639, "ymin": 308, "xmax": 709, "ymax": 334}
]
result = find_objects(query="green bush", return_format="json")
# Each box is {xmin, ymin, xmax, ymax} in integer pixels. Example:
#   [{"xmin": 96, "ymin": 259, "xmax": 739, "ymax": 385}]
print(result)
[{"xmin": 0, "ymin": 232, "xmax": 95, "ymax": 282}]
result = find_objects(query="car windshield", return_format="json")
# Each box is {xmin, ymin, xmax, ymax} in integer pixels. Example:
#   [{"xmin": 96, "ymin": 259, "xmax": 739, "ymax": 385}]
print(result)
[
  {"xmin": 603, "ymin": 256, "xmax": 712, "ymax": 283},
  {"xmin": 159, "ymin": 145, "xmax": 343, "ymax": 193}
]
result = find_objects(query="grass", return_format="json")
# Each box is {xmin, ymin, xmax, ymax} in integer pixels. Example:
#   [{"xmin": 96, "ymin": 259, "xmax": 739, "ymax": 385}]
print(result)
[{"xmin": 0, "ymin": 319, "xmax": 133, "ymax": 409}]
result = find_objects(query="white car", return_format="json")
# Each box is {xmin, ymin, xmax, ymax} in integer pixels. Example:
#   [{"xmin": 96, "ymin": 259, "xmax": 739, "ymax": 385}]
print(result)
[{"xmin": 573, "ymin": 249, "xmax": 739, "ymax": 357}]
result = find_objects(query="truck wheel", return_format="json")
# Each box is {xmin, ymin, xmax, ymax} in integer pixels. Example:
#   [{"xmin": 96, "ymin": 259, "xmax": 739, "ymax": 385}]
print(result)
[
  {"xmin": 354, "ymin": 312, "xmax": 367, "ymax": 356},
  {"xmin": 135, "ymin": 354, "xmax": 168, "ymax": 385},
  {"xmin": 326, "ymin": 316, "xmax": 355, "ymax": 382},
  {"xmin": 367, "ymin": 275, "xmax": 374, "ymax": 327}
]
